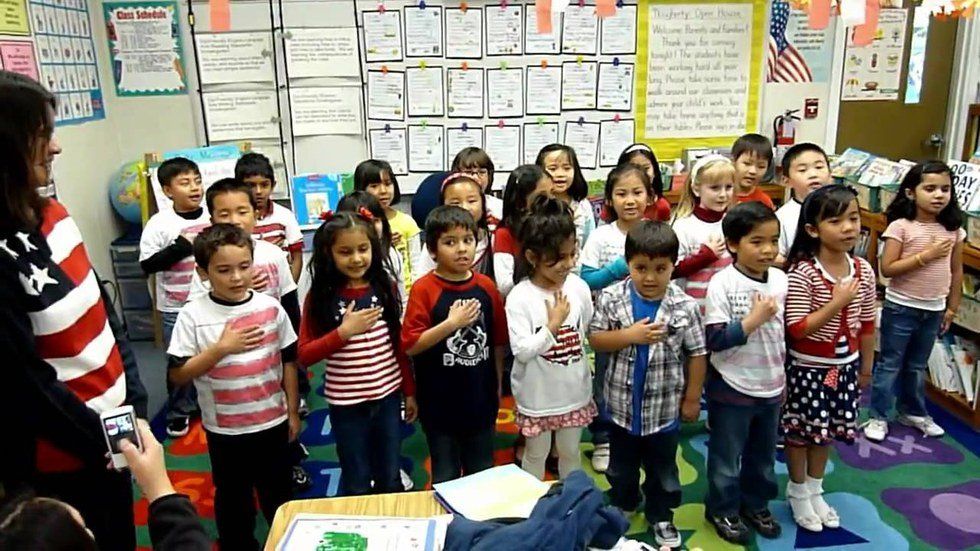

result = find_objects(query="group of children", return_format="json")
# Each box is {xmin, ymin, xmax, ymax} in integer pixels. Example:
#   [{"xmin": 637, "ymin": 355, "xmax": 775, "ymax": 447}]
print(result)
[{"xmin": 140, "ymin": 132, "xmax": 964, "ymax": 549}]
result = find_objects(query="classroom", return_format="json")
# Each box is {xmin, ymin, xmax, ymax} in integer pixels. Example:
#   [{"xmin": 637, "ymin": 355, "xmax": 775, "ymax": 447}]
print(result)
[{"xmin": 0, "ymin": 0, "xmax": 979, "ymax": 549}]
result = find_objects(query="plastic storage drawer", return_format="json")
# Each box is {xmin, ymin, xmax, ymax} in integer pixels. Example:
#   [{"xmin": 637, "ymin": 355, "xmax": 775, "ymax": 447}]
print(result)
[
  {"xmin": 112, "ymin": 245, "xmax": 144, "ymax": 278},
  {"xmin": 122, "ymin": 309, "xmax": 154, "ymax": 341},
  {"xmin": 117, "ymin": 277, "xmax": 152, "ymax": 310}
]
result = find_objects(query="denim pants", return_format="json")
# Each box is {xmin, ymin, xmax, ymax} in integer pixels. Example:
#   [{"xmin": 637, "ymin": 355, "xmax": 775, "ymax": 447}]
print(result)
[
  {"xmin": 871, "ymin": 300, "xmax": 943, "ymax": 420},
  {"xmin": 423, "ymin": 424, "xmax": 495, "ymax": 484},
  {"xmin": 162, "ymin": 310, "xmax": 198, "ymax": 421},
  {"xmin": 331, "ymin": 392, "xmax": 404, "ymax": 496},
  {"xmin": 606, "ymin": 424, "xmax": 681, "ymax": 524},
  {"xmin": 705, "ymin": 399, "xmax": 780, "ymax": 517}
]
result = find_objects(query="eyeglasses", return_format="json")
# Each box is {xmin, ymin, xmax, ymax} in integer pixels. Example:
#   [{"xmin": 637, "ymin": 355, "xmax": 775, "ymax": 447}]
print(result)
[{"xmin": 463, "ymin": 169, "xmax": 490, "ymax": 177}]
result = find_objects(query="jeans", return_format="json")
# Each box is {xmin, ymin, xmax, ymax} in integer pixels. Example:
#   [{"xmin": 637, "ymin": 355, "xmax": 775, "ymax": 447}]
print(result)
[
  {"xmin": 589, "ymin": 351, "xmax": 612, "ymax": 446},
  {"xmin": 162, "ymin": 310, "xmax": 198, "ymax": 421},
  {"xmin": 206, "ymin": 422, "xmax": 292, "ymax": 551},
  {"xmin": 607, "ymin": 424, "xmax": 680, "ymax": 524},
  {"xmin": 871, "ymin": 301, "xmax": 943, "ymax": 419},
  {"xmin": 423, "ymin": 424, "xmax": 495, "ymax": 484},
  {"xmin": 330, "ymin": 392, "xmax": 403, "ymax": 496},
  {"xmin": 705, "ymin": 399, "xmax": 780, "ymax": 517}
]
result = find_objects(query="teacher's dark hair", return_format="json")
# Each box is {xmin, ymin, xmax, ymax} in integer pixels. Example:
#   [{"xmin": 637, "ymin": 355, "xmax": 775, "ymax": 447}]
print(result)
[{"xmin": 0, "ymin": 71, "xmax": 55, "ymax": 232}]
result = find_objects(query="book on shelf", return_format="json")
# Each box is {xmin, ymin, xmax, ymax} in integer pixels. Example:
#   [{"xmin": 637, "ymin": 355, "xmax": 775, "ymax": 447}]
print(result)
[
  {"xmin": 831, "ymin": 148, "xmax": 874, "ymax": 179},
  {"xmin": 858, "ymin": 158, "xmax": 911, "ymax": 187}
]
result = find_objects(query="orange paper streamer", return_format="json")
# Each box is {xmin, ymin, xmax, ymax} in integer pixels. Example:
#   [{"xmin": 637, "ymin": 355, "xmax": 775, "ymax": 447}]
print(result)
[
  {"xmin": 852, "ymin": 0, "xmax": 879, "ymax": 46},
  {"xmin": 210, "ymin": 0, "xmax": 231, "ymax": 31},
  {"xmin": 808, "ymin": 0, "xmax": 831, "ymax": 29},
  {"xmin": 596, "ymin": 0, "xmax": 616, "ymax": 18},
  {"xmin": 535, "ymin": 0, "xmax": 553, "ymax": 33}
]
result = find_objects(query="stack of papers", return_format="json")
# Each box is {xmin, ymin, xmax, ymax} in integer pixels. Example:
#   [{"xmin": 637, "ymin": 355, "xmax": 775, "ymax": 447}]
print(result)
[
  {"xmin": 278, "ymin": 514, "xmax": 451, "ymax": 551},
  {"xmin": 433, "ymin": 464, "xmax": 551, "ymax": 521}
]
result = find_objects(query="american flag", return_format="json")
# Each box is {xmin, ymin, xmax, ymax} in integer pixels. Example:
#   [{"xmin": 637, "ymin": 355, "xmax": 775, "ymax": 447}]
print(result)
[{"xmin": 767, "ymin": 1, "xmax": 813, "ymax": 82}]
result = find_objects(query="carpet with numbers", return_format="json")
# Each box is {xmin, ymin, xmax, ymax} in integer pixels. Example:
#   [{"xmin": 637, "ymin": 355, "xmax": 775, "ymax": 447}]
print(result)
[{"xmin": 136, "ymin": 364, "xmax": 980, "ymax": 550}]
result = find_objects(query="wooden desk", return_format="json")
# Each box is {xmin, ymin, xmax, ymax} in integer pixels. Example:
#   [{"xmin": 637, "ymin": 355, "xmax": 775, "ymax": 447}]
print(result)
[{"xmin": 265, "ymin": 491, "xmax": 447, "ymax": 550}]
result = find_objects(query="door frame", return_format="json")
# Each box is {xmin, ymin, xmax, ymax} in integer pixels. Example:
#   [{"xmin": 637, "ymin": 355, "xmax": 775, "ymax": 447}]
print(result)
[{"xmin": 824, "ymin": 9, "xmax": 978, "ymax": 158}]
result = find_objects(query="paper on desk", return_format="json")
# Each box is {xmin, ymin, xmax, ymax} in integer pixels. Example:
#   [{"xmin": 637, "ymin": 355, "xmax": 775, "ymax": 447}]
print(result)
[
  {"xmin": 433, "ymin": 464, "xmax": 550, "ymax": 521},
  {"xmin": 278, "ymin": 514, "xmax": 452, "ymax": 551}
]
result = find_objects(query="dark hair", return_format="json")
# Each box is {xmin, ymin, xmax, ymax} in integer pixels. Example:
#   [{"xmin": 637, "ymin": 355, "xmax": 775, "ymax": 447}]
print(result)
[
  {"xmin": 780, "ymin": 142, "xmax": 829, "ymax": 175},
  {"xmin": 536, "ymin": 144, "xmax": 588, "ymax": 201},
  {"xmin": 731, "ymin": 133, "xmax": 774, "ymax": 166},
  {"xmin": 440, "ymin": 173, "xmax": 489, "ymax": 231},
  {"xmin": 337, "ymin": 190, "xmax": 394, "ymax": 253},
  {"xmin": 0, "ymin": 494, "xmax": 98, "ymax": 551},
  {"xmin": 625, "ymin": 220, "xmax": 680, "ymax": 263},
  {"xmin": 786, "ymin": 184, "xmax": 859, "ymax": 266},
  {"xmin": 604, "ymin": 164, "xmax": 651, "ymax": 222},
  {"xmin": 885, "ymin": 160, "xmax": 963, "ymax": 231},
  {"xmin": 501, "ymin": 164, "xmax": 549, "ymax": 232},
  {"xmin": 354, "ymin": 159, "xmax": 401, "ymax": 205},
  {"xmin": 424, "ymin": 205, "xmax": 477, "ymax": 252},
  {"xmin": 0, "ymin": 70, "xmax": 56, "ymax": 232},
  {"xmin": 617, "ymin": 144, "xmax": 664, "ymax": 197},
  {"xmin": 451, "ymin": 147, "xmax": 496, "ymax": 189},
  {"xmin": 206, "ymin": 177, "xmax": 256, "ymax": 213},
  {"xmin": 515, "ymin": 196, "xmax": 576, "ymax": 282},
  {"xmin": 193, "ymin": 223, "xmax": 254, "ymax": 269},
  {"xmin": 235, "ymin": 152, "xmax": 275, "ymax": 184},
  {"xmin": 307, "ymin": 211, "xmax": 401, "ymax": 339},
  {"xmin": 722, "ymin": 201, "xmax": 779, "ymax": 259},
  {"xmin": 158, "ymin": 157, "xmax": 201, "ymax": 188}
]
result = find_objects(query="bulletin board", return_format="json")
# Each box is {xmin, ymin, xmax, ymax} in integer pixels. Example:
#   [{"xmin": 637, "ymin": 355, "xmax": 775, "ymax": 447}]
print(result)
[{"xmin": 634, "ymin": 0, "xmax": 767, "ymax": 160}]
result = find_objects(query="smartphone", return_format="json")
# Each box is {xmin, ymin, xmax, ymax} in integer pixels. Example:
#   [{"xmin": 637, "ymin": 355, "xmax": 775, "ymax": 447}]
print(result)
[{"xmin": 100, "ymin": 405, "xmax": 141, "ymax": 469}]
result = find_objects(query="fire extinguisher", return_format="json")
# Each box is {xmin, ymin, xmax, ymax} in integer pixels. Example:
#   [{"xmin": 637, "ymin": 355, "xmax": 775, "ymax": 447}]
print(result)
[{"xmin": 773, "ymin": 109, "xmax": 801, "ymax": 146}]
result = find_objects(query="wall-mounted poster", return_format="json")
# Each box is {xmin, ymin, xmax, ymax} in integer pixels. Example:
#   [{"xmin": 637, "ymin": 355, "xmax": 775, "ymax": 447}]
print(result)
[
  {"xmin": 103, "ymin": 0, "xmax": 187, "ymax": 96},
  {"xmin": 841, "ymin": 9, "xmax": 907, "ymax": 101}
]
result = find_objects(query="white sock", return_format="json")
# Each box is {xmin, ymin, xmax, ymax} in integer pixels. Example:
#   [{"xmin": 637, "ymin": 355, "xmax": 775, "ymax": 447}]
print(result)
[{"xmin": 805, "ymin": 476, "xmax": 835, "ymax": 520}]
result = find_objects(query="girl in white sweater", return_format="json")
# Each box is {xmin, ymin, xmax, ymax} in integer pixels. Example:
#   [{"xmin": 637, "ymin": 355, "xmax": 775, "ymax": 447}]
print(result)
[{"xmin": 506, "ymin": 197, "xmax": 596, "ymax": 480}]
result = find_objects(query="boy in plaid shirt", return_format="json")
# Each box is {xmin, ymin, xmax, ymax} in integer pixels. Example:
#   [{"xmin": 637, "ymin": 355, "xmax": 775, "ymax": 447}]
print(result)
[{"xmin": 589, "ymin": 221, "xmax": 707, "ymax": 549}]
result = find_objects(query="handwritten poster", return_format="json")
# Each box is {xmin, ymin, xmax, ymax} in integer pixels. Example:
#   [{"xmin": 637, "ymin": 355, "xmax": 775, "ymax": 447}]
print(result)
[
  {"xmin": 363, "ymin": 10, "xmax": 403, "ymax": 62},
  {"xmin": 485, "ymin": 124, "xmax": 521, "ymax": 171},
  {"xmin": 600, "ymin": 4, "xmax": 636, "ymax": 54},
  {"xmin": 842, "ymin": 9, "xmax": 907, "ymax": 101},
  {"xmin": 367, "ymin": 69, "xmax": 405, "ymax": 121},
  {"xmin": 446, "ymin": 67, "xmax": 484, "ymax": 118},
  {"xmin": 195, "ymin": 32, "xmax": 273, "ymax": 84},
  {"xmin": 525, "ymin": 65, "xmax": 561, "ymax": 115},
  {"xmin": 0, "ymin": 40, "xmax": 38, "ymax": 80},
  {"xmin": 486, "ymin": 68, "xmax": 523, "ymax": 118},
  {"xmin": 524, "ymin": 122, "xmax": 559, "ymax": 164},
  {"xmin": 644, "ymin": 3, "xmax": 753, "ymax": 139},
  {"xmin": 103, "ymin": 1, "xmax": 186, "ymax": 96},
  {"xmin": 404, "ymin": 5, "xmax": 443, "ymax": 57},
  {"xmin": 406, "ymin": 66, "xmax": 445, "ymax": 117},
  {"xmin": 485, "ymin": 4, "xmax": 522, "ymax": 55},
  {"xmin": 202, "ymin": 90, "xmax": 279, "ymax": 142},
  {"xmin": 599, "ymin": 118, "xmax": 634, "ymax": 166},
  {"xmin": 524, "ymin": 6, "xmax": 560, "ymax": 54},
  {"xmin": 289, "ymin": 87, "xmax": 362, "ymax": 136},
  {"xmin": 284, "ymin": 27, "xmax": 359, "ymax": 78},
  {"xmin": 408, "ymin": 124, "xmax": 445, "ymax": 172},
  {"xmin": 562, "ymin": 61, "xmax": 598, "ymax": 110},
  {"xmin": 445, "ymin": 7, "xmax": 482, "ymax": 58},
  {"xmin": 447, "ymin": 127, "xmax": 484, "ymax": 165},
  {"xmin": 150, "ymin": 144, "xmax": 241, "ymax": 211},
  {"xmin": 597, "ymin": 62, "xmax": 633, "ymax": 111},
  {"xmin": 563, "ymin": 121, "xmax": 600, "ymax": 169},
  {"xmin": 562, "ymin": 5, "xmax": 598, "ymax": 55},
  {"xmin": 0, "ymin": 0, "xmax": 30, "ymax": 35},
  {"xmin": 369, "ymin": 127, "xmax": 409, "ymax": 175}
]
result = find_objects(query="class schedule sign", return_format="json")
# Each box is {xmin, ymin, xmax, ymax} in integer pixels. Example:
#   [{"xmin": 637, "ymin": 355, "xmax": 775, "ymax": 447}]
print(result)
[{"xmin": 103, "ymin": 0, "xmax": 187, "ymax": 96}]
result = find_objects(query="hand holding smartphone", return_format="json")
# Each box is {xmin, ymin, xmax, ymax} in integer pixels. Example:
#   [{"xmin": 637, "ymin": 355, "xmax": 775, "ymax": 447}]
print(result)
[{"xmin": 100, "ymin": 405, "xmax": 142, "ymax": 469}]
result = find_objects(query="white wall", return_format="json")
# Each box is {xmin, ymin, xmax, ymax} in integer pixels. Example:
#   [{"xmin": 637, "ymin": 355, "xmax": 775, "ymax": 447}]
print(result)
[{"xmin": 52, "ymin": 1, "xmax": 198, "ymax": 277}]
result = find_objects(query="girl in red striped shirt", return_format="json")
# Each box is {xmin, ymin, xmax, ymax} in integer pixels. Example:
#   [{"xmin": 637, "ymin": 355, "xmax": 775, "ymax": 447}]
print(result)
[{"xmin": 298, "ymin": 211, "xmax": 416, "ymax": 496}]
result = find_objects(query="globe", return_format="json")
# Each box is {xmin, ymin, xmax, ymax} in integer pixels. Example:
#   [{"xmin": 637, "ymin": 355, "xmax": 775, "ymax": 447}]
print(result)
[{"xmin": 109, "ymin": 161, "xmax": 143, "ymax": 226}]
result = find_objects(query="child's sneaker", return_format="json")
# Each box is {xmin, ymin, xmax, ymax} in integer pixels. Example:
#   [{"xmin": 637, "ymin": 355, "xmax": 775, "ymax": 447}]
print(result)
[
  {"xmin": 298, "ymin": 398, "xmax": 310, "ymax": 419},
  {"xmin": 741, "ymin": 507, "xmax": 782, "ymax": 539},
  {"xmin": 291, "ymin": 465, "xmax": 312, "ymax": 493},
  {"xmin": 898, "ymin": 414, "xmax": 945, "ymax": 437},
  {"xmin": 651, "ymin": 521, "xmax": 681, "ymax": 548},
  {"xmin": 591, "ymin": 443, "xmax": 610, "ymax": 473},
  {"xmin": 863, "ymin": 418, "xmax": 889, "ymax": 442},
  {"xmin": 166, "ymin": 416, "xmax": 189, "ymax": 438},
  {"xmin": 400, "ymin": 469, "xmax": 414, "ymax": 491},
  {"xmin": 706, "ymin": 514, "xmax": 751, "ymax": 545}
]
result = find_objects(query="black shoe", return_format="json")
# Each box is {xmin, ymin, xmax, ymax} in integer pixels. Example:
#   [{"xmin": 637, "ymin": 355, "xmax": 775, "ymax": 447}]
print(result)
[
  {"xmin": 707, "ymin": 514, "xmax": 751, "ymax": 545},
  {"xmin": 298, "ymin": 398, "xmax": 310, "ymax": 419},
  {"xmin": 166, "ymin": 416, "xmax": 189, "ymax": 438},
  {"xmin": 651, "ymin": 521, "xmax": 681, "ymax": 548},
  {"xmin": 742, "ymin": 508, "xmax": 782, "ymax": 539},
  {"xmin": 291, "ymin": 466, "xmax": 312, "ymax": 493}
]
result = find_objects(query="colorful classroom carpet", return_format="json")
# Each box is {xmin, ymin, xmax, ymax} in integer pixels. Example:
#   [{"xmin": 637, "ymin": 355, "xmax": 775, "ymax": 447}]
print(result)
[{"xmin": 137, "ymin": 366, "xmax": 980, "ymax": 550}]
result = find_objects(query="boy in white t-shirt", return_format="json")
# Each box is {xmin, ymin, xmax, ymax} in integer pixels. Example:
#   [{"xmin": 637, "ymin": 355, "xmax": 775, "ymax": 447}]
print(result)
[
  {"xmin": 775, "ymin": 143, "xmax": 832, "ymax": 264},
  {"xmin": 139, "ymin": 157, "xmax": 210, "ymax": 438},
  {"xmin": 703, "ymin": 202, "xmax": 787, "ymax": 544},
  {"xmin": 168, "ymin": 223, "xmax": 299, "ymax": 550},
  {"xmin": 236, "ymin": 152, "xmax": 304, "ymax": 282}
]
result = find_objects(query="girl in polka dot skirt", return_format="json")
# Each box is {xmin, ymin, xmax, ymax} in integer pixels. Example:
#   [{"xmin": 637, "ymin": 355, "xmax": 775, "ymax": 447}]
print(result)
[{"xmin": 781, "ymin": 185, "xmax": 877, "ymax": 533}]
